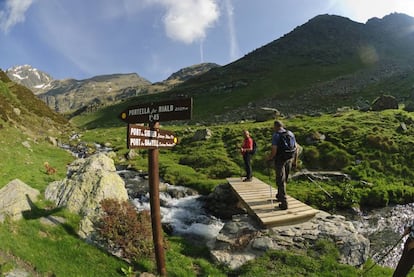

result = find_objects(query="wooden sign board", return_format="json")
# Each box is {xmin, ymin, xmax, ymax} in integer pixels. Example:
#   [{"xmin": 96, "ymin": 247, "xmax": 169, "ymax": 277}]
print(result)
[
  {"xmin": 127, "ymin": 124, "xmax": 177, "ymax": 149},
  {"xmin": 120, "ymin": 98, "xmax": 192, "ymax": 123}
]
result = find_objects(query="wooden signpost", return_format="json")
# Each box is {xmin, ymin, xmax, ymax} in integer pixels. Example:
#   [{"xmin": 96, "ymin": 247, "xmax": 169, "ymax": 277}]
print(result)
[{"xmin": 120, "ymin": 98, "xmax": 192, "ymax": 276}]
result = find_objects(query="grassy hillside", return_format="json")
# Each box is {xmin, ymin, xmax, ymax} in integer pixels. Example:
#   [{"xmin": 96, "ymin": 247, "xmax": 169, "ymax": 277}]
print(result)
[
  {"xmin": 0, "ymin": 70, "xmax": 74, "ymax": 187},
  {"xmin": 73, "ymin": 106, "xmax": 414, "ymax": 210},
  {"xmin": 0, "ymin": 73, "xmax": 128, "ymax": 275},
  {"xmin": 66, "ymin": 105, "xmax": 414, "ymax": 276},
  {"xmin": 0, "ymin": 71, "xmax": 68, "ymax": 127}
]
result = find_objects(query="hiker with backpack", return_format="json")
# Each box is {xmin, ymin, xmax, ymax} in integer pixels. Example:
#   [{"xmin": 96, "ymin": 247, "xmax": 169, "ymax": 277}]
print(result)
[
  {"xmin": 240, "ymin": 130, "xmax": 255, "ymax": 182},
  {"xmin": 266, "ymin": 120, "xmax": 297, "ymax": 210}
]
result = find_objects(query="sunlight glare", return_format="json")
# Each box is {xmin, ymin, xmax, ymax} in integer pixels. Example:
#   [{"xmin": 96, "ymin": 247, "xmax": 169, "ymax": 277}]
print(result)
[{"xmin": 334, "ymin": 0, "xmax": 414, "ymax": 23}]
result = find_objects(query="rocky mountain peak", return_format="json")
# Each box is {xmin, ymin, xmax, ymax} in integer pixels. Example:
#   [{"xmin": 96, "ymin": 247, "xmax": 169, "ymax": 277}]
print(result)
[
  {"xmin": 166, "ymin": 63, "xmax": 220, "ymax": 82},
  {"xmin": 6, "ymin": 64, "xmax": 54, "ymax": 94}
]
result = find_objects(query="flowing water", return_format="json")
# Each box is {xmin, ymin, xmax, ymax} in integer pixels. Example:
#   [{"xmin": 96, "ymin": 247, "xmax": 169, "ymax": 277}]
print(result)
[
  {"xmin": 119, "ymin": 170, "xmax": 225, "ymax": 244},
  {"xmin": 132, "ymin": 192, "xmax": 224, "ymax": 243},
  {"xmin": 342, "ymin": 203, "xmax": 414, "ymax": 269}
]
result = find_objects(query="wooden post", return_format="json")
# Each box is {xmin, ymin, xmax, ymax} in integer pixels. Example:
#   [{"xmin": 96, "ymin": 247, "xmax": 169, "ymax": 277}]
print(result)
[{"xmin": 148, "ymin": 121, "xmax": 166, "ymax": 276}]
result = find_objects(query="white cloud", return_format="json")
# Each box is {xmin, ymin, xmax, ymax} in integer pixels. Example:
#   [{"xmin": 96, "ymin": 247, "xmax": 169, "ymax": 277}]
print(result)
[
  {"xmin": 0, "ymin": 0, "xmax": 34, "ymax": 33},
  {"xmin": 157, "ymin": 0, "xmax": 220, "ymax": 44}
]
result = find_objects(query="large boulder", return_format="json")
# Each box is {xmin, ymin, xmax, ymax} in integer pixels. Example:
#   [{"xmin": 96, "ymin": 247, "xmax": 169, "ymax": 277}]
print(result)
[
  {"xmin": 204, "ymin": 183, "xmax": 246, "ymax": 219},
  {"xmin": 192, "ymin": 128, "xmax": 212, "ymax": 141},
  {"xmin": 0, "ymin": 179, "xmax": 40, "ymax": 222},
  {"xmin": 254, "ymin": 107, "xmax": 280, "ymax": 122},
  {"xmin": 45, "ymin": 153, "xmax": 128, "ymax": 238},
  {"xmin": 371, "ymin": 95, "xmax": 398, "ymax": 111}
]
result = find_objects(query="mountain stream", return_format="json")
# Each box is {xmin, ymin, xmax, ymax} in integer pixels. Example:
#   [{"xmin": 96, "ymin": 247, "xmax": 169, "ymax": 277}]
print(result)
[
  {"xmin": 343, "ymin": 203, "xmax": 414, "ymax": 269},
  {"xmin": 117, "ymin": 169, "xmax": 225, "ymax": 245}
]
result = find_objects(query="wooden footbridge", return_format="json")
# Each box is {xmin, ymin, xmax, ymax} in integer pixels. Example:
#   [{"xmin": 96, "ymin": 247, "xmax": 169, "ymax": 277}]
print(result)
[{"xmin": 227, "ymin": 177, "xmax": 318, "ymax": 228}]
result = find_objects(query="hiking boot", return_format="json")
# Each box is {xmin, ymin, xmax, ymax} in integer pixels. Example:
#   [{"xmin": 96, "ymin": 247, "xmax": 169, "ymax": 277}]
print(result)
[
  {"xmin": 275, "ymin": 193, "xmax": 283, "ymax": 202},
  {"xmin": 279, "ymin": 202, "xmax": 288, "ymax": 210},
  {"xmin": 242, "ymin": 178, "xmax": 252, "ymax": 182}
]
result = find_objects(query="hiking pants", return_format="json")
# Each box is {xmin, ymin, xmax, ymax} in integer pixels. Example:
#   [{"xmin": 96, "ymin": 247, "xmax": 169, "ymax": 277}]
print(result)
[
  {"xmin": 243, "ymin": 153, "xmax": 252, "ymax": 179},
  {"xmin": 275, "ymin": 158, "xmax": 292, "ymax": 202},
  {"xmin": 393, "ymin": 238, "xmax": 414, "ymax": 277}
]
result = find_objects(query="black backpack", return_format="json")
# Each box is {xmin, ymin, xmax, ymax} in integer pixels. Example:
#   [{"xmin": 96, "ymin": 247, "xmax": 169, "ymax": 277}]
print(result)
[
  {"xmin": 277, "ymin": 131, "xmax": 296, "ymax": 160},
  {"xmin": 250, "ymin": 140, "xmax": 257, "ymax": 155}
]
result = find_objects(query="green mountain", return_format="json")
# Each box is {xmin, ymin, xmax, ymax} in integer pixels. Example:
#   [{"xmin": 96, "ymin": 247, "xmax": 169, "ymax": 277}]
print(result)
[
  {"xmin": 0, "ymin": 70, "xmax": 69, "ymax": 136},
  {"xmin": 119, "ymin": 13, "xmax": 414, "ymax": 123}
]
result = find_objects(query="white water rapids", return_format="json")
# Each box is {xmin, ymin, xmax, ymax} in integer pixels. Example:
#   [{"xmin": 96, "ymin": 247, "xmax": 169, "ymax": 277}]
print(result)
[{"xmin": 131, "ymin": 184, "xmax": 224, "ymax": 243}]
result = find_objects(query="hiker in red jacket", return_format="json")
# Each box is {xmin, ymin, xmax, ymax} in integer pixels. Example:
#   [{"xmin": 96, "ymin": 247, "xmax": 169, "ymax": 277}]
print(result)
[{"xmin": 240, "ymin": 130, "xmax": 253, "ymax": 182}]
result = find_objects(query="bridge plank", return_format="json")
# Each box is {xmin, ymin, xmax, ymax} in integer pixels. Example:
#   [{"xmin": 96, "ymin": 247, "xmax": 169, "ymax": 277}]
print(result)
[{"xmin": 227, "ymin": 177, "xmax": 318, "ymax": 228}]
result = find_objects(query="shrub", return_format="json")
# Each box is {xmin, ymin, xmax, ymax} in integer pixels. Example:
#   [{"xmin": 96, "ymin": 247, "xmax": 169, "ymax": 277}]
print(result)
[
  {"xmin": 94, "ymin": 199, "xmax": 154, "ymax": 264},
  {"xmin": 360, "ymin": 188, "xmax": 390, "ymax": 207},
  {"xmin": 340, "ymin": 126, "xmax": 358, "ymax": 138},
  {"xmin": 321, "ymin": 148, "xmax": 352, "ymax": 170},
  {"xmin": 365, "ymin": 134, "xmax": 398, "ymax": 153},
  {"xmin": 303, "ymin": 146, "xmax": 320, "ymax": 168},
  {"xmin": 370, "ymin": 160, "xmax": 384, "ymax": 172}
]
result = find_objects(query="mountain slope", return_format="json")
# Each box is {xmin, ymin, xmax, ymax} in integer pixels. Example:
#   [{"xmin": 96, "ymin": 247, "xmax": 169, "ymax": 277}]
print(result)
[
  {"xmin": 0, "ymin": 70, "xmax": 69, "ymax": 135},
  {"xmin": 38, "ymin": 73, "xmax": 151, "ymax": 114},
  {"xmin": 0, "ymin": 69, "xmax": 74, "ymax": 193},
  {"xmin": 155, "ymin": 13, "xmax": 414, "ymax": 121},
  {"xmin": 165, "ymin": 63, "xmax": 220, "ymax": 82}
]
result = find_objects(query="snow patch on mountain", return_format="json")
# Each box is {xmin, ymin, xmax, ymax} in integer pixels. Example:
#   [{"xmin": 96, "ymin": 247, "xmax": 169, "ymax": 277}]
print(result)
[{"xmin": 6, "ymin": 65, "xmax": 54, "ymax": 94}]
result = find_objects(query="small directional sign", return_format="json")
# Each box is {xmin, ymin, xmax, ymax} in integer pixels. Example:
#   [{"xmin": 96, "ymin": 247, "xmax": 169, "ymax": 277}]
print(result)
[
  {"xmin": 120, "ymin": 98, "xmax": 192, "ymax": 123},
  {"xmin": 127, "ymin": 124, "xmax": 178, "ymax": 149}
]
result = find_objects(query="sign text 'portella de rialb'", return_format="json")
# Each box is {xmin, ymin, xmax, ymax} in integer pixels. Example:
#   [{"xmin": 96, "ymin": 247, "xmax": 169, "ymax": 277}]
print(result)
[{"xmin": 120, "ymin": 98, "xmax": 192, "ymax": 124}]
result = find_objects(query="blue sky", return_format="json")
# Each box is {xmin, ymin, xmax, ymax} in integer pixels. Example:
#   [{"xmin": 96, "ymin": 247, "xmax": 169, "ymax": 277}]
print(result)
[{"xmin": 1, "ymin": 0, "xmax": 414, "ymax": 83}]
